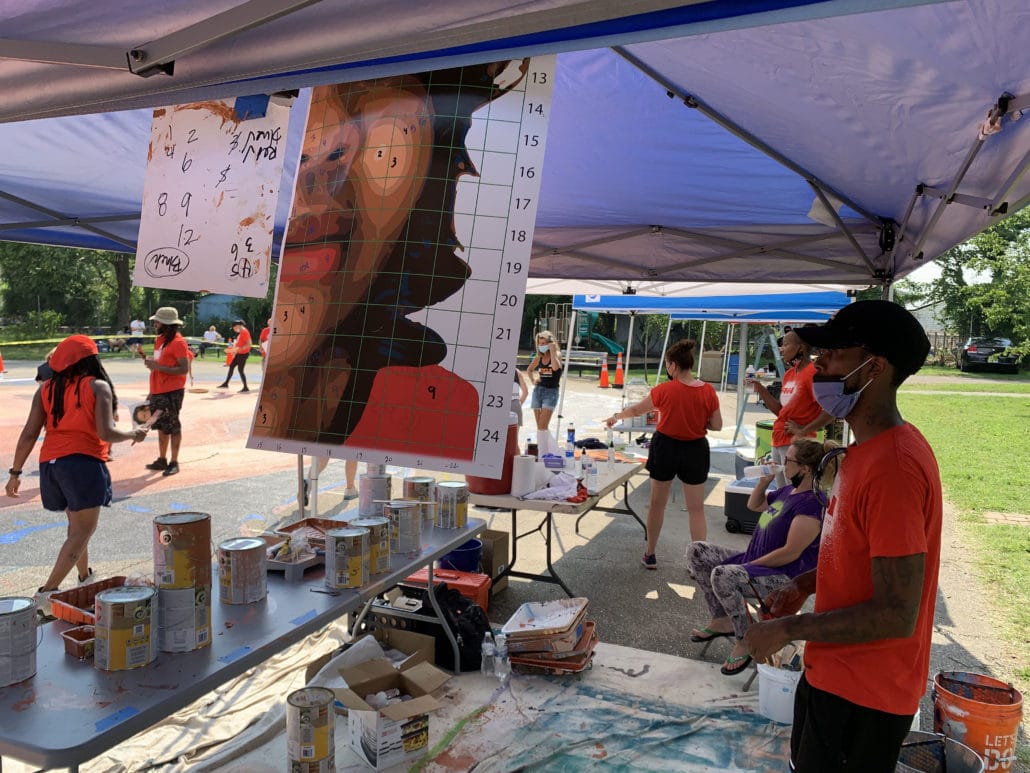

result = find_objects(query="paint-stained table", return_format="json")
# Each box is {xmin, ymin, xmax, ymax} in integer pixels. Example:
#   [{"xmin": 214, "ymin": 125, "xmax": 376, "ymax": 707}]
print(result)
[
  {"xmin": 470, "ymin": 461, "xmax": 645, "ymax": 597},
  {"xmin": 0, "ymin": 520, "xmax": 484, "ymax": 772}
]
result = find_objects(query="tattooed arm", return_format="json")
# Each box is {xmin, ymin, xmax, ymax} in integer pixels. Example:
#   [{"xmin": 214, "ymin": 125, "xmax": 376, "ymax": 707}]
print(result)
[{"xmin": 744, "ymin": 553, "xmax": 925, "ymax": 661}]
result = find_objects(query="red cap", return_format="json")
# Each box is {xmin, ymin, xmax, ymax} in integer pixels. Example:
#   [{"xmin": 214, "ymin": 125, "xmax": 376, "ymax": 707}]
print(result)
[{"xmin": 49, "ymin": 335, "xmax": 98, "ymax": 373}]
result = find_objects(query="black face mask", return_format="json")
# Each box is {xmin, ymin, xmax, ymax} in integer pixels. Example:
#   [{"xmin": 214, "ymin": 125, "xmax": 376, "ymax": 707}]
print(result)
[{"xmin": 789, "ymin": 471, "xmax": 805, "ymax": 488}]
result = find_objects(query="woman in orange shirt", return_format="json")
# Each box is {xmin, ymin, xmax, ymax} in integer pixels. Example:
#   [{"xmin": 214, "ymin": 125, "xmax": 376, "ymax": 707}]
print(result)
[
  {"xmin": 5, "ymin": 335, "xmax": 147, "ymax": 613},
  {"xmin": 605, "ymin": 339, "xmax": 722, "ymax": 569}
]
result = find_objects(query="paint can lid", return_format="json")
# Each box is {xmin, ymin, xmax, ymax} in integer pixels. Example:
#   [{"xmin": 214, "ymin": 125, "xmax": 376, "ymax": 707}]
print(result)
[
  {"xmin": 219, "ymin": 537, "xmax": 265, "ymax": 551},
  {"xmin": 0, "ymin": 597, "xmax": 33, "ymax": 614}
]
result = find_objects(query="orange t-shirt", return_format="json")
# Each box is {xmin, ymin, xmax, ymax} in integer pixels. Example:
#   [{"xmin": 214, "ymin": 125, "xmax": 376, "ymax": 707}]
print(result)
[
  {"xmin": 649, "ymin": 379, "xmax": 719, "ymax": 441},
  {"xmin": 150, "ymin": 333, "xmax": 190, "ymax": 394},
  {"xmin": 39, "ymin": 376, "xmax": 106, "ymax": 462},
  {"xmin": 233, "ymin": 328, "xmax": 253, "ymax": 354},
  {"xmin": 772, "ymin": 361, "xmax": 824, "ymax": 447},
  {"xmin": 805, "ymin": 423, "xmax": 942, "ymax": 715}
]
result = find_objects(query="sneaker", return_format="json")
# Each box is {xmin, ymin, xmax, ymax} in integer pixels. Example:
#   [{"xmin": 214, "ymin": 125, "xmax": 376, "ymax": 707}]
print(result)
[
  {"xmin": 217, "ymin": 382, "xmax": 229, "ymax": 389},
  {"xmin": 238, "ymin": 387, "xmax": 250, "ymax": 393},
  {"xmin": 34, "ymin": 588, "xmax": 56, "ymax": 616},
  {"xmin": 343, "ymin": 487, "xmax": 359, "ymax": 500},
  {"xmin": 162, "ymin": 461, "xmax": 180, "ymax": 476},
  {"xmin": 145, "ymin": 457, "xmax": 168, "ymax": 471},
  {"xmin": 641, "ymin": 553, "xmax": 657, "ymax": 570},
  {"xmin": 77, "ymin": 568, "xmax": 94, "ymax": 585}
]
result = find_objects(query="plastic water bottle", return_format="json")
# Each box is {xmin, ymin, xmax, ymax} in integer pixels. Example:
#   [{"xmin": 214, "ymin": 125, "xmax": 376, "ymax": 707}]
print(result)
[
  {"xmin": 606, "ymin": 426, "xmax": 616, "ymax": 471},
  {"xmin": 584, "ymin": 458, "xmax": 599, "ymax": 495},
  {"xmin": 743, "ymin": 463, "xmax": 781, "ymax": 478},
  {"xmin": 481, "ymin": 635, "xmax": 496, "ymax": 677},
  {"xmin": 565, "ymin": 422, "xmax": 576, "ymax": 472},
  {"xmin": 494, "ymin": 634, "xmax": 511, "ymax": 685}
]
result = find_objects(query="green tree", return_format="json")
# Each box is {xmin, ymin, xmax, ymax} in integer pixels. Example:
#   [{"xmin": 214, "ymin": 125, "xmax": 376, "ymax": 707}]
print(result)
[{"xmin": 912, "ymin": 209, "xmax": 1030, "ymax": 359}]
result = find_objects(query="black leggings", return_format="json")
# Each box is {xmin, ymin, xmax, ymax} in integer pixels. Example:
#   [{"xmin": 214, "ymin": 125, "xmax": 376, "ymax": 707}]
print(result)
[{"xmin": 225, "ymin": 353, "xmax": 250, "ymax": 388}]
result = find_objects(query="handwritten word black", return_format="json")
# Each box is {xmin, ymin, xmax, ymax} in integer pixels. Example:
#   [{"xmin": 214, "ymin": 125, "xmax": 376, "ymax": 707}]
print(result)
[{"xmin": 143, "ymin": 248, "xmax": 190, "ymax": 278}]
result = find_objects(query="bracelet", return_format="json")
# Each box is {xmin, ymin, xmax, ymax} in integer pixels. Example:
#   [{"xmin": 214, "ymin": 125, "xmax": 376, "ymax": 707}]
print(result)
[{"xmin": 8, "ymin": 468, "xmax": 22, "ymax": 476}]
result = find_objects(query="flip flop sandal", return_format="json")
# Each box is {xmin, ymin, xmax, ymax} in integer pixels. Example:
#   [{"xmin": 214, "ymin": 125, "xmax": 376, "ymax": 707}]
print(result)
[
  {"xmin": 720, "ymin": 654, "xmax": 753, "ymax": 676},
  {"xmin": 690, "ymin": 627, "xmax": 734, "ymax": 643}
]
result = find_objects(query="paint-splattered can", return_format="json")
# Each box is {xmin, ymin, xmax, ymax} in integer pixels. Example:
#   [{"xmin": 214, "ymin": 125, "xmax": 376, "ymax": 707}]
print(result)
[
  {"xmin": 94, "ymin": 586, "xmax": 157, "ymax": 671},
  {"xmin": 287, "ymin": 686, "xmax": 336, "ymax": 772},
  {"xmin": 325, "ymin": 527, "xmax": 369, "ymax": 589},
  {"xmin": 435, "ymin": 481, "xmax": 468, "ymax": 528},
  {"xmin": 0, "ymin": 597, "xmax": 37, "ymax": 686},
  {"xmin": 218, "ymin": 537, "xmax": 267, "ymax": 604},
  {"xmin": 349, "ymin": 517, "xmax": 390, "ymax": 574},
  {"xmin": 382, "ymin": 500, "xmax": 421, "ymax": 557},
  {"xmin": 358, "ymin": 474, "xmax": 392, "ymax": 517},
  {"xmin": 157, "ymin": 584, "xmax": 211, "ymax": 652},
  {"xmin": 153, "ymin": 512, "xmax": 212, "ymax": 589},
  {"xmin": 403, "ymin": 476, "xmax": 437, "ymax": 525}
]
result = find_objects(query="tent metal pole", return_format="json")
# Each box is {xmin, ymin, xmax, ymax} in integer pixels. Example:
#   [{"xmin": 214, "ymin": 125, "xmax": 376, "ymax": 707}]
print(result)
[
  {"xmin": 0, "ymin": 189, "xmax": 137, "ymax": 249},
  {"xmin": 658, "ymin": 315, "xmax": 673, "ymax": 376},
  {"xmin": 554, "ymin": 309, "xmax": 577, "ymax": 439},
  {"xmin": 732, "ymin": 322, "xmax": 749, "ymax": 444},
  {"xmin": 698, "ymin": 321, "xmax": 708, "ymax": 373},
  {"xmin": 720, "ymin": 324, "xmax": 733, "ymax": 394},
  {"xmin": 623, "ymin": 312, "xmax": 636, "ymax": 406}
]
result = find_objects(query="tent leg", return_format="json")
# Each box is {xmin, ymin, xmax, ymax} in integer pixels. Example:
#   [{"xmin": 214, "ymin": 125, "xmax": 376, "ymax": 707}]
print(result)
[
  {"xmin": 623, "ymin": 312, "xmax": 636, "ymax": 406},
  {"xmin": 732, "ymin": 322, "xmax": 749, "ymax": 445},
  {"xmin": 658, "ymin": 315, "xmax": 673, "ymax": 378},
  {"xmin": 555, "ymin": 309, "xmax": 577, "ymax": 438}
]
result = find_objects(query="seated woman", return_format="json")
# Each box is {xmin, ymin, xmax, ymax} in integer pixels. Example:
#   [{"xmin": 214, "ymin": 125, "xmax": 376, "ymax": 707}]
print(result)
[{"xmin": 686, "ymin": 437, "xmax": 840, "ymax": 675}]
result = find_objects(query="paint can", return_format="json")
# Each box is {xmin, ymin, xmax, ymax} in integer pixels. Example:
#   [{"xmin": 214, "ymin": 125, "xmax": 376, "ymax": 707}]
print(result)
[
  {"xmin": 382, "ymin": 500, "xmax": 421, "ymax": 557},
  {"xmin": 0, "ymin": 597, "xmax": 37, "ymax": 687},
  {"xmin": 218, "ymin": 537, "xmax": 267, "ymax": 604},
  {"xmin": 153, "ymin": 512, "xmax": 212, "ymax": 589},
  {"xmin": 435, "ymin": 481, "xmax": 468, "ymax": 528},
  {"xmin": 325, "ymin": 527, "xmax": 369, "ymax": 590},
  {"xmin": 403, "ymin": 476, "xmax": 437, "ymax": 525},
  {"xmin": 287, "ymin": 686, "xmax": 336, "ymax": 773},
  {"xmin": 94, "ymin": 586, "xmax": 157, "ymax": 671},
  {"xmin": 358, "ymin": 474, "xmax": 392, "ymax": 517},
  {"xmin": 157, "ymin": 584, "xmax": 211, "ymax": 652},
  {"xmin": 349, "ymin": 517, "xmax": 391, "ymax": 574}
]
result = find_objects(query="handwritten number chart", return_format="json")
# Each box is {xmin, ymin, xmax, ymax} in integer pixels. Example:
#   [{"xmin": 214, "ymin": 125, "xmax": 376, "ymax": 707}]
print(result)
[
  {"xmin": 134, "ymin": 96, "xmax": 292, "ymax": 297},
  {"xmin": 248, "ymin": 57, "xmax": 555, "ymax": 477}
]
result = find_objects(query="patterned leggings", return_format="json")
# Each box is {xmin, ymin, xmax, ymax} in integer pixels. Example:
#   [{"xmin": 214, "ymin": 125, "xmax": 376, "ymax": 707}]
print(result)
[{"xmin": 687, "ymin": 541, "xmax": 790, "ymax": 639}]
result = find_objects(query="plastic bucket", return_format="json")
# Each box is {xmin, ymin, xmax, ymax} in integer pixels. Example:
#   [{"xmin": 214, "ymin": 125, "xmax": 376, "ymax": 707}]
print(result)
[
  {"xmin": 757, "ymin": 663, "xmax": 802, "ymax": 723},
  {"xmin": 933, "ymin": 671, "xmax": 1023, "ymax": 771},
  {"xmin": 896, "ymin": 730, "xmax": 984, "ymax": 773},
  {"xmin": 438, "ymin": 538, "xmax": 483, "ymax": 572}
]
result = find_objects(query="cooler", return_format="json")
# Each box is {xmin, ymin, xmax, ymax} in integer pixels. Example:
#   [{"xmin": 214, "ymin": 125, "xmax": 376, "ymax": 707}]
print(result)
[
  {"xmin": 755, "ymin": 420, "xmax": 774, "ymax": 463},
  {"xmin": 724, "ymin": 478, "xmax": 768, "ymax": 534},
  {"xmin": 400, "ymin": 568, "xmax": 491, "ymax": 612}
]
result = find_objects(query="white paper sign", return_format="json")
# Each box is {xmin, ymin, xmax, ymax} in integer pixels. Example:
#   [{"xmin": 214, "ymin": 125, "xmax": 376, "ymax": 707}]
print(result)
[{"xmin": 134, "ymin": 96, "xmax": 292, "ymax": 297}]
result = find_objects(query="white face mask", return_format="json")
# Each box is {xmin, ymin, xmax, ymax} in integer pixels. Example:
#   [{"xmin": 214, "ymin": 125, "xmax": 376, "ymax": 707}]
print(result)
[
  {"xmin": 538, "ymin": 344, "xmax": 550, "ymax": 353},
  {"xmin": 812, "ymin": 357, "xmax": 875, "ymax": 418}
]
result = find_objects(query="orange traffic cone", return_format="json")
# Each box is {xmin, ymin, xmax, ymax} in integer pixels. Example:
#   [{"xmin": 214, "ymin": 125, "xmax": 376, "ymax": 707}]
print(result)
[
  {"xmin": 613, "ymin": 352, "xmax": 624, "ymax": 389},
  {"xmin": 598, "ymin": 354, "xmax": 610, "ymax": 388}
]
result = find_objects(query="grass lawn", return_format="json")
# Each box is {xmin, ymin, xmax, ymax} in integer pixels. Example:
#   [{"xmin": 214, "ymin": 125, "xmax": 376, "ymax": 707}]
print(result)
[
  {"xmin": 902, "ymin": 381, "xmax": 1030, "ymax": 394},
  {"xmin": 898, "ymin": 390, "xmax": 1030, "ymax": 697}
]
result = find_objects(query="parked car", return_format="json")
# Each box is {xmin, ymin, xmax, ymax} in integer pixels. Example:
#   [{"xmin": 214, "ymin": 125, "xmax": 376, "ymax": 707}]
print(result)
[{"xmin": 955, "ymin": 336, "xmax": 1019, "ymax": 373}]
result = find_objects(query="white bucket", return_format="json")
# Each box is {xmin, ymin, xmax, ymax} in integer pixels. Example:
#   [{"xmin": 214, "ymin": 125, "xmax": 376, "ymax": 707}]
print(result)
[{"xmin": 757, "ymin": 663, "xmax": 802, "ymax": 723}]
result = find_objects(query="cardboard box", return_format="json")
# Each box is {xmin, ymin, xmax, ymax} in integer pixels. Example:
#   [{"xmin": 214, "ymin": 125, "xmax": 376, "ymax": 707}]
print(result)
[
  {"xmin": 478, "ymin": 528, "xmax": 509, "ymax": 594},
  {"xmin": 303, "ymin": 627, "xmax": 435, "ymax": 683},
  {"xmin": 335, "ymin": 658, "xmax": 451, "ymax": 770}
]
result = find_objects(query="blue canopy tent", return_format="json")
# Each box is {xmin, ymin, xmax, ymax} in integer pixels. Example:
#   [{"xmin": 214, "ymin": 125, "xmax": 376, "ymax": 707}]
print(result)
[
  {"xmin": 0, "ymin": 0, "xmax": 1028, "ymax": 293},
  {"xmin": 567, "ymin": 290, "xmax": 850, "ymax": 446}
]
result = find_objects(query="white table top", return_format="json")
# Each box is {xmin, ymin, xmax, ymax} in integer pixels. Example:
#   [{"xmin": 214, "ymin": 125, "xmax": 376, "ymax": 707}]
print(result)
[{"xmin": 469, "ymin": 461, "xmax": 644, "ymax": 514}]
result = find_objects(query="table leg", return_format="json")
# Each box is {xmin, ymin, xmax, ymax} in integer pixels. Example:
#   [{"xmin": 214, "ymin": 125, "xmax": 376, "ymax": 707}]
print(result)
[
  {"xmin": 424, "ymin": 564, "xmax": 462, "ymax": 672},
  {"xmin": 577, "ymin": 479, "xmax": 647, "ymax": 537},
  {"xmin": 504, "ymin": 510, "xmax": 575, "ymax": 598}
]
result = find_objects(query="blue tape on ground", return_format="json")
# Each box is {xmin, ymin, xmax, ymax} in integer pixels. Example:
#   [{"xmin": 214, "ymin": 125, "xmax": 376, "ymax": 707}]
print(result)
[
  {"xmin": 95, "ymin": 705, "xmax": 140, "ymax": 733},
  {"xmin": 125, "ymin": 505, "xmax": 152, "ymax": 513}
]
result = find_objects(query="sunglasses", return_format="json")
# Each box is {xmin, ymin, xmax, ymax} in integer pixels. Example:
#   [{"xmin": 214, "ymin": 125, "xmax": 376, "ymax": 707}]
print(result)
[{"xmin": 813, "ymin": 446, "xmax": 847, "ymax": 508}]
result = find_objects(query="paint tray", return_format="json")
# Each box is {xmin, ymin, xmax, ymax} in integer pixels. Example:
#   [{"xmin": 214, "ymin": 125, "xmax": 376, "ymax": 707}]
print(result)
[
  {"xmin": 510, "ymin": 633, "xmax": 598, "ymax": 674},
  {"xmin": 506, "ymin": 612, "xmax": 590, "ymax": 654},
  {"xmin": 514, "ymin": 621, "xmax": 597, "ymax": 661},
  {"xmin": 501, "ymin": 597, "xmax": 589, "ymax": 638},
  {"xmin": 274, "ymin": 517, "xmax": 344, "ymax": 549},
  {"xmin": 50, "ymin": 576, "xmax": 127, "ymax": 625}
]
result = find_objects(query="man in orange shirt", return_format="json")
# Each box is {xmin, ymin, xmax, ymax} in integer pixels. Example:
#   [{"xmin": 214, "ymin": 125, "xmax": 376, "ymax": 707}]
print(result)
[
  {"xmin": 744, "ymin": 301, "xmax": 941, "ymax": 772},
  {"xmin": 218, "ymin": 319, "xmax": 252, "ymax": 393},
  {"xmin": 749, "ymin": 329, "xmax": 832, "ymax": 486},
  {"xmin": 143, "ymin": 307, "xmax": 191, "ymax": 476}
]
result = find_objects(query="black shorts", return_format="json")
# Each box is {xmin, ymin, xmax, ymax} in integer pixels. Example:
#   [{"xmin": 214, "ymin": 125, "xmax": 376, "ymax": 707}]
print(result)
[
  {"xmin": 790, "ymin": 674, "xmax": 914, "ymax": 772},
  {"xmin": 150, "ymin": 389, "xmax": 184, "ymax": 435},
  {"xmin": 645, "ymin": 431, "xmax": 710, "ymax": 484}
]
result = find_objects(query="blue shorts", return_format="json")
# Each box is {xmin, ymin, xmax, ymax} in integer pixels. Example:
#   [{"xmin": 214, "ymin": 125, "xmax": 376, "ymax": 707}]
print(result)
[
  {"xmin": 531, "ymin": 385, "xmax": 559, "ymax": 410},
  {"xmin": 40, "ymin": 454, "xmax": 113, "ymax": 512}
]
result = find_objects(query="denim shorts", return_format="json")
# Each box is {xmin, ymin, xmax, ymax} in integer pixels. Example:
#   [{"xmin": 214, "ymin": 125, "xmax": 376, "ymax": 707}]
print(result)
[
  {"xmin": 40, "ymin": 454, "xmax": 113, "ymax": 512},
  {"xmin": 531, "ymin": 385, "xmax": 559, "ymax": 410}
]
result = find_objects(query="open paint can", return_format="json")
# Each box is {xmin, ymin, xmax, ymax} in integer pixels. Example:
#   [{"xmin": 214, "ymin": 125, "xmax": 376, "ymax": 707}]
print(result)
[
  {"xmin": 94, "ymin": 586, "xmax": 157, "ymax": 671},
  {"xmin": 0, "ymin": 597, "xmax": 38, "ymax": 686},
  {"xmin": 218, "ymin": 537, "xmax": 267, "ymax": 604},
  {"xmin": 349, "ymin": 517, "xmax": 390, "ymax": 574},
  {"xmin": 325, "ymin": 527, "xmax": 369, "ymax": 590}
]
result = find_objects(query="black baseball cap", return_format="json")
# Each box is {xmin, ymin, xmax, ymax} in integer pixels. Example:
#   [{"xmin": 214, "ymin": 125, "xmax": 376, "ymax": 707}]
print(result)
[{"xmin": 796, "ymin": 300, "xmax": 930, "ymax": 378}]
